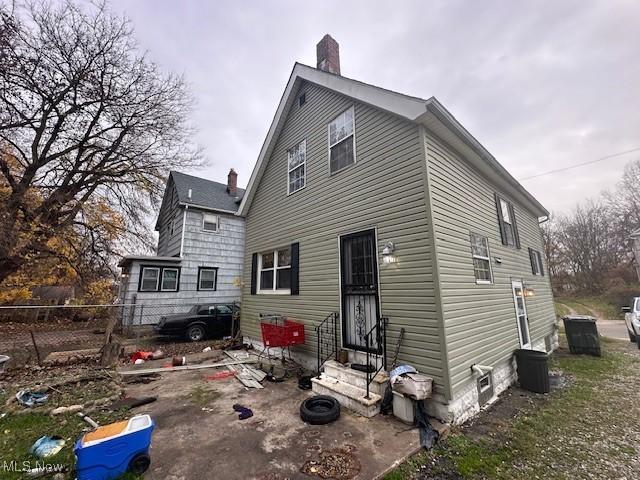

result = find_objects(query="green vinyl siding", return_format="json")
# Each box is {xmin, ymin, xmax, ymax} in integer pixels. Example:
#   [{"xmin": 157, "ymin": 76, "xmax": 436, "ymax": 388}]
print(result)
[
  {"xmin": 425, "ymin": 132, "xmax": 555, "ymax": 396},
  {"xmin": 241, "ymin": 82, "xmax": 445, "ymax": 390}
]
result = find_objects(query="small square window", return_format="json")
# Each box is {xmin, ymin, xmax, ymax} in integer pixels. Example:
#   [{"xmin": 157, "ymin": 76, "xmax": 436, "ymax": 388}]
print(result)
[
  {"xmin": 299, "ymin": 93, "xmax": 306, "ymax": 107},
  {"xmin": 203, "ymin": 213, "xmax": 219, "ymax": 232}
]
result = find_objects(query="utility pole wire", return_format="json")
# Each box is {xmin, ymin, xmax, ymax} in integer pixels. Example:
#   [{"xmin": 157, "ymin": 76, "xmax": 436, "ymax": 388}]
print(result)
[{"xmin": 518, "ymin": 147, "xmax": 640, "ymax": 181}]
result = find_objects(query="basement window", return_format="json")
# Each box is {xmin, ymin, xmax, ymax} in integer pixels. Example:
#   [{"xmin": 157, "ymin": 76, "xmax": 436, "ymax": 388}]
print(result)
[{"xmin": 477, "ymin": 372, "xmax": 494, "ymax": 406}]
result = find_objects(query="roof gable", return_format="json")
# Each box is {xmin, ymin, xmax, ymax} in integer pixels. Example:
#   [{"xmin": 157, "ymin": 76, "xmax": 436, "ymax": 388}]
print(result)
[{"xmin": 238, "ymin": 62, "xmax": 548, "ymax": 218}]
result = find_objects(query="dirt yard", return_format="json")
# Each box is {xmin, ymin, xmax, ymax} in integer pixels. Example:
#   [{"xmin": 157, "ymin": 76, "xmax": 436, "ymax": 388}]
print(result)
[{"xmin": 385, "ymin": 336, "xmax": 640, "ymax": 479}]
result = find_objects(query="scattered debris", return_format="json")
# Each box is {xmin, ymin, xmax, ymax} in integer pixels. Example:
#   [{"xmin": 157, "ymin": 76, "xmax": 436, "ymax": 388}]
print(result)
[
  {"xmin": 16, "ymin": 389, "xmax": 48, "ymax": 407},
  {"xmin": 124, "ymin": 373, "xmax": 161, "ymax": 385},
  {"xmin": 390, "ymin": 365, "xmax": 433, "ymax": 400},
  {"xmin": 51, "ymin": 405, "xmax": 83, "ymax": 416},
  {"xmin": 205, "ymin": 371, "xmax": 236, "ymax": 381},
  {"xmin": 232, "ymin": 403, "xmax": 253, "ymax": 420},
  {"xmin": 77, "ymin": 412, "xmax": 100, "ymax": 429},
  {"xmin": 30, "ymin": 436, "xmax": 66, "ymax": 458},
  {"xmin": 130, "ymin": 350, "xmax": 164, "ymax": 363},
  {"xmin": 172, "ymin": 356, "xmax": 186, "ymax": 366},
  {"xmin": 43, "ymin": 348, "xmax": 101, "ymax": 364},
  {"xmin": 298, "ymin": 375, "xmax": 313, "ymax": 390},
  {"xmin": 301, "ymin": 449, "xmax": 361, "ymax": 479},
  {"xmin": 202, "ymin": 346, "xmax": 212, "ymax": 352},
  {"xmin": 415, "ymin": 400, "xmax": 439, "ymax": 449},
  {"xmin": 0, "ymin": 354, "xmax": 10, "ymax": 372},
  {"xmin": 118, "ymin": 359, "xmax": 257, "ymax": 375}
]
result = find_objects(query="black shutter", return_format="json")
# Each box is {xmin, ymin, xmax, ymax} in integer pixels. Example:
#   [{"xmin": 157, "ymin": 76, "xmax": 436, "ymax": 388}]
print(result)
[
  {"xmin": 495, "ymin": 193, "xmax": 507, "ymax": 245},
  {"xmin": 529, "ymin": 248, "xmax": 536, "ymax": 274},
  {"xmin": 509, "ymin": 203, "xmax": 521, "ymax": 249},
  {"xmin": 290, "ymin": 242, "xmax": 299, "ymax": 295},
  {"xmin": 250, "ymin": 253, "xmax": 258, "ymax": 295},
  {"xmin": 538, "ymin": 252, "xmax": 545, "ymax": 276}
]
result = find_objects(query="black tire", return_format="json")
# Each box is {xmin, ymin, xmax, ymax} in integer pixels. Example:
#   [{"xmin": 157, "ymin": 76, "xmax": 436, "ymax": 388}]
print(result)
[
  {"xmin": 629, "ymin": 329, "xmax": 636, "ymax": 343},
  {"xmin": 186, "ymin": 324, "xmax": 205, "ymax": 342},
  {"xmin": 128, "ymin": 453, "xmax": 151, "ymax": 475},
  {"xmin": 300, "ymin": 395, "xmax": 340, "ymax": 425},
  {"xmin": 636, "ymin": 335, "xmax": 640, "ymax": 350}
]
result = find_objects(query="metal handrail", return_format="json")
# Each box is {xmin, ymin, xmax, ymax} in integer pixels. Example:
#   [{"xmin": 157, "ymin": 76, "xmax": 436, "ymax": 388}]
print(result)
[
  {"xmin": 315, "ymin": 312, "xmax": 339, "ymax": 379},
  {"xmin": 364, "ymin": 316, "xmax": 388, "ymax": 399}
]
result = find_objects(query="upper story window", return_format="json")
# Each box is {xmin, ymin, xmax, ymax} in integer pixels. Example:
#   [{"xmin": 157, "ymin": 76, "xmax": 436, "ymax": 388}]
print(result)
[
  {"xmin": 328, "ymin": 107, "xmax": 355, "ymax": 174},
  {"xmin": 298, "ymin": 92, "xmax": 306, "ymax": 108},
  {"xmin": 202, "ymin": 213, "xmax": 219, "ymax": 232},
  {"xmin": 258, "ymin": 247, "xmax": 291, "ymax": 293},
  {"xmin": 529, "ymin": 248, "xmax": 544, "ymax": 276},
  {"xmin": 495, "ymin": 194, "xmax": 520, "ymax": 248},
  {"xmin": 288, "ymin": 140, "xmax": 306, "ymax": 194},
  {"xmin": 470, "ymin": 233, "xmax": 493, "ymax": 284}
]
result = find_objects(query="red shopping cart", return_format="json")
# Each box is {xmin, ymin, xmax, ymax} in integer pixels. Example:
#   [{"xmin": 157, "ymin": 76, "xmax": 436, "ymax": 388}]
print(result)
[{"xmin": 259, "ymin": 314, "xmax": 305, "ymax": 360}]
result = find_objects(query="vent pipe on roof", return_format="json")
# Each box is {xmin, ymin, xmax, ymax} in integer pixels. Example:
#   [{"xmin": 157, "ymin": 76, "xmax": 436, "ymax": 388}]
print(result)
[
  {"xmin": 187, "ymin": 188, "xmax": 192, "ymax": 201},
  {"xmin": 317, "ymin": 34, "xmax": 340, "ymax": 75}
]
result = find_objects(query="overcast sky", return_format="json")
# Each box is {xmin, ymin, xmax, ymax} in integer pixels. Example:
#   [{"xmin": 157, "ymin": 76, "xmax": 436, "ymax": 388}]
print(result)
[{"xmin": 111, "ymin": 0, "xmax": 640, "ymax": 215}]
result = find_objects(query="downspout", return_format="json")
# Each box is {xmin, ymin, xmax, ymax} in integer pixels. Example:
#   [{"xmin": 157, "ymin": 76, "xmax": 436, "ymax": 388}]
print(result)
[{"xmin": 179, "ymin": 206, "xmax": 188, "ymax": 258}]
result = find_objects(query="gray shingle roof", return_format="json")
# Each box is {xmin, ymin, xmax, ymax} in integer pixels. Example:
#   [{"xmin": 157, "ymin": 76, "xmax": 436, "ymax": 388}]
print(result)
[{"xmin": 170, "ymin": 171, "xmax": 244, "ymax": 213}]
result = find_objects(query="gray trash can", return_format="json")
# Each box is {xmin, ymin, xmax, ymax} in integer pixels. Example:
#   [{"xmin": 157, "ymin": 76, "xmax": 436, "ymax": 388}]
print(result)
[{"xmin": 562, "ymin": 315, "xmax": 601, "ymax": 356}]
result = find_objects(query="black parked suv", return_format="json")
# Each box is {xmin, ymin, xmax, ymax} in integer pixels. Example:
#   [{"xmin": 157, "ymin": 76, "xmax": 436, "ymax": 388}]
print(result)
[{"xmin": 153, "ymin": 304, "xmax": 238, "ymax": 342}]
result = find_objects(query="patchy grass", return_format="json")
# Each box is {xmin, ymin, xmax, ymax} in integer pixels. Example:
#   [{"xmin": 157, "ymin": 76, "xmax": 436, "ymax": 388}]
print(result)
[
  {"xmin": 556, "ymin": 295, "xmax": 624, "ymax": 320},
  {"xmin": 384, "ymin": 337, "xmax": 640, "ymax": 479},
  {"xmin": 554, "ymin": 301, "xmax": 571, "ymax": 320},
  {"xmin": 0, "ymin": 409, "xmax": 132, "ymax": 479},
  {"xmin": 183, "ymin": 385, "xmax": 221, "ymax": 407}
]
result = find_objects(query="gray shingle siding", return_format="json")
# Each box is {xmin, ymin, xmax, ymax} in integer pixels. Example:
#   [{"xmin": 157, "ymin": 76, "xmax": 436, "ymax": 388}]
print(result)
[
  {"xmin": 241, "ymin": 82, "xmax": 446, "ymax": 391},
  {"xmin": 424, "ymin": 131, "xmax": 555, "ymax": 396}
]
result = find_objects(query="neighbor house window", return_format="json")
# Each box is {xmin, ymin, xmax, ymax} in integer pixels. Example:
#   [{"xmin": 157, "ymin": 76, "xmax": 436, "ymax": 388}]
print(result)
[
  {"xmin": 139, "ymin": 266, "xmax": 180, "ymax": 292},
  {"xmin": 495, "ymin": 194, "xmax": 520, "ymax": 248},
  {"xmin": 140, "ymin": 267, "xmax": 160, "ymax": 292},
  {"xmin": 328, "ymin": 107, "xmax": 355, "ymax": 174},
  {"xmin": 529, "ymin": 248, "xmax": 544, "ymax": 276},
  {"xmin": 161, "ymin": 268, "xmax": 179, "ymax": 291},
  {"xmin": 198, "ymin": 267, "xmax": 218, "ymax": 291},
  {"xmin": 258, "ymin": 247, "xmax": 291, "ymax": 293},
  {"xmin": 288, "ymin": 140, "xmax": 306, "ymax": 194},
  {"xmin": 470, "ymin": 233, "xmax": 493, "ymax": 284},
  {"xmin": 202, "ymin": 213, "xmax": 219, "ymax": 232}
]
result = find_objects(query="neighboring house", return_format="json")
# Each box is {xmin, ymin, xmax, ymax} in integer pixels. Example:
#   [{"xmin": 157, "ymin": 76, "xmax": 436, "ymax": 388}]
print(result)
[
  {"xmin": 118, "ymin": 170, "xmax": 245, "ymax": 323},
  {"xmin": 630, "ymin": 228, "xmax": 640, "ymax": 281},
  {"xmin": 238, "ymin": 35, "xmax": 556, "ymax": 423}
]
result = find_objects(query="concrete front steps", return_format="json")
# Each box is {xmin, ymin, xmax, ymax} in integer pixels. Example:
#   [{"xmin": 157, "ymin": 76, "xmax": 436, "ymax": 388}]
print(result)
[{"xmin": 311, "ymin": 360, "xmax": 389, "ymax": 418}]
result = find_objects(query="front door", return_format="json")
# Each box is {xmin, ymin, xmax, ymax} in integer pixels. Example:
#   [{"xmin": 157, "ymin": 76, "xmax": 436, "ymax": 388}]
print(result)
[
  {"xmin": 340, "ymin": 229, "xmax": 381, "ymax": 352},
  {"xmin": 512, "ymin": 280, "xmax": 531, "ymax": 348}
]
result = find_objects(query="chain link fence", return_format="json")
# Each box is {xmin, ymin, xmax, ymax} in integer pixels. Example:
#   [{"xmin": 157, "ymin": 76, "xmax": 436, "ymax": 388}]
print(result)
[{"xmin": 0, "ymin": 302, "xmax": 240, "ymax": 369}]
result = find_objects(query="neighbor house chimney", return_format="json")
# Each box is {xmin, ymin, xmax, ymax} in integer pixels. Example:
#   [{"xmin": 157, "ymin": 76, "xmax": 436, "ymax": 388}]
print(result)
[
  {"xmin": 227, "ymin": 168, "xmax": 238, "ymax": 195},
  {"xmin": 316, "ymin": 34, "xmax": 340, "ymax": 75}
]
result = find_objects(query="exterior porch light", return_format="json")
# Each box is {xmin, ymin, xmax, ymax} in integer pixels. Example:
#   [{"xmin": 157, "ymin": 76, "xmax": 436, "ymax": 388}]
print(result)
[
  {"xmin": 382, "ymin": 242, "xmax": 397, "ymax": 264},
  {"xmin": 524, "ymin": 287, "xmax": 535, "ymax": 297}
]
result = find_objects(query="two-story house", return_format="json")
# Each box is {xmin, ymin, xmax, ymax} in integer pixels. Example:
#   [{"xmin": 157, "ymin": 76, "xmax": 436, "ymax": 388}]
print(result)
[
  {"xmin": 118, "ymin": 169, "xmax": 245, "ymax": 323},
  {"xmin": 238, "ymin": 35, "xmax": 556, "ymax": 423}
]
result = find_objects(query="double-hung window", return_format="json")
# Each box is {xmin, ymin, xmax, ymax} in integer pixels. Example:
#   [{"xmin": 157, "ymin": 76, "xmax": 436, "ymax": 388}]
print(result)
[
  {"xmin": 328, "ymin": 107, "xmax": 355, "ymax": 174},
  {"xmin": 529, "ymin": 248, "xmax": 544, "ymax": 276},
  {"xmin": 470, "ymin": 233, "xmax": 493, "ymax": 284},
  {"xmin": 495, "ymin": 194, "xmax": 520, "ymax": 248},
  {"xmin": 288, "ymin": 140, "xmax": 306, "ymax": 194},
  {"xmin": 202, "ymin": 213, "xmax": 219, "ymax": 232},
  {"xmin": 198, "ymin": 267, "xmax": 218, "ymax": 291},
  {"xmin": 258, "ymin": 247, "xmax": 291, "ymax": 293},
  {"xmin": 140, "ymin": 266, "xmax": 180, "ymax": 292}
]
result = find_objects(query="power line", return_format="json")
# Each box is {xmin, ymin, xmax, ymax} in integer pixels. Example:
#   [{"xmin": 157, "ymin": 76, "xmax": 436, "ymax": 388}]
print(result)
[{"xmin": 518, "ymin": 147, "xmax": 640, "ymax": 181}]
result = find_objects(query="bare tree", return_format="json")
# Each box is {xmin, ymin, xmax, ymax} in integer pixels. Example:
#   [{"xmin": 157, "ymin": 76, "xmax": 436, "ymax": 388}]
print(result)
[{"xmin": 0, "ymin": 1, "xmax": 201, "ymax": 283}]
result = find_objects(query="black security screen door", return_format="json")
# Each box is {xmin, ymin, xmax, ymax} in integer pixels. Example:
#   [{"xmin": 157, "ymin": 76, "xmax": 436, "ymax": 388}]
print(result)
[{"xmin": 340, "ymin": 229, "xmax": 380, "ymax": 352}]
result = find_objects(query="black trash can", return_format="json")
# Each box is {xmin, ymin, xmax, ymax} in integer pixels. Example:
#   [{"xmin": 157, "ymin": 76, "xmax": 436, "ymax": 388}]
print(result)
[
  {"xmin": 562, "ymin": 315, "xmax": 601, "ymax": 356},
  {"xmin": 514, "ymin": 349, "xmax": 550, "ymax": 393}
]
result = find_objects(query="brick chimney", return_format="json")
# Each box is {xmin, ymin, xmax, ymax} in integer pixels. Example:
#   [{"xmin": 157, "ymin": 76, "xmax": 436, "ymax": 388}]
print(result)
[
  {"xmin": 316, "ymin": 34, "xmax": 340, "ymax": 75},
  {"xmin": 227, "ymin": 168, "xmax": 238, "ymax": 195}
]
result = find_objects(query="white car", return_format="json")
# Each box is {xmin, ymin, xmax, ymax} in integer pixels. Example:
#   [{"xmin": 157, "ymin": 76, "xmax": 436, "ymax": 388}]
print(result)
[{"xmin": 623, "ymin": 297, "xmax": 640, "ymax": 348}]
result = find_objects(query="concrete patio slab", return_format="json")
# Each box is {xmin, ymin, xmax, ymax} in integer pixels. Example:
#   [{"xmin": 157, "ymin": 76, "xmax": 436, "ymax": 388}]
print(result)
[{"xmin": 122, "ymin": 358, "xmax": 420, "ymax": 480}]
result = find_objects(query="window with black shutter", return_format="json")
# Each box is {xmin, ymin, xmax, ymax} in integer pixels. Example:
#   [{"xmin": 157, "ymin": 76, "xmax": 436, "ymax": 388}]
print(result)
[{"xmin": 495, "ymin": 194, "xmax": 520, "ymax": 248}]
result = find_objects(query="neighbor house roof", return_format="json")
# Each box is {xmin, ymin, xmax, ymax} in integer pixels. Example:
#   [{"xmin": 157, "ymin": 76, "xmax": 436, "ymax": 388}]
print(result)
[
  {"xmin": 238, "ymin": 62, "xmax": 548, "ymax": 218},
  {"xmin": 171, "ymin": 171, "xmax": 244, "ymax": 214},
  {"xmin": 630, "ymin": 228, "xmax": 640, "ymax": 238}
]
